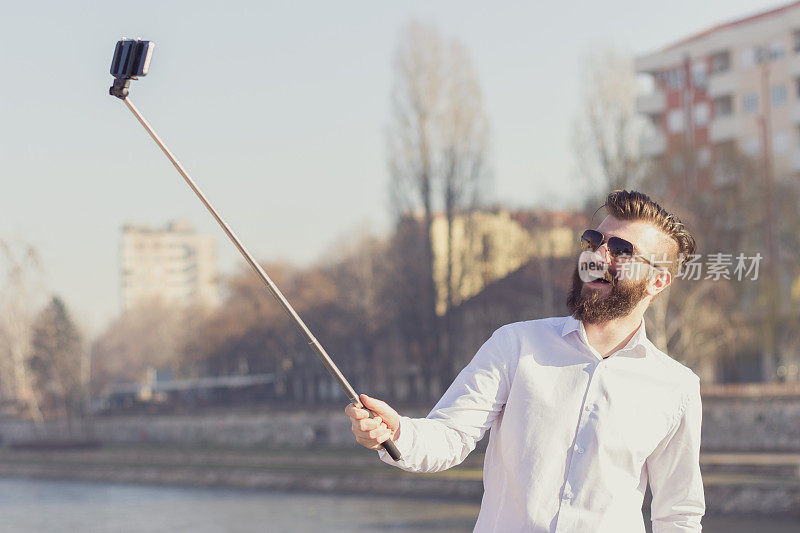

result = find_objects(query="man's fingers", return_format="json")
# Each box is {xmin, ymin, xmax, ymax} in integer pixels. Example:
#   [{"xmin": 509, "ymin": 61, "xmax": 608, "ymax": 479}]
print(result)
[
  {"xmin": 347, "ymin": 396, "xmax": 397, "ymax": 451},
  {"xmin": 350, "ymin": 415, "xmax": 383, "ymax": 432},
  {"xmin": 356, "ymin": 417, "xmax": 382, "ymax": 432},
  {"xmin": 360, "ymin": 395, "xmax": 398, "ymax": 427},
  {"xmin": 345, "ymin": 403, "xmax": 369, "ymax": 420},
  {"xmin": 375, "ymin": 428, "xmax": 392, "ymax": 444},
  {"xmin": 355, "ymin": 428, "xmax": 391, "ymax": 449},
  {"xmin": 351, "ymin": 425, "xmax": 388, "ymax": 440},
  {"xmin": 355, "ymin": 437, "xmax": 380, "ymax": 449}
]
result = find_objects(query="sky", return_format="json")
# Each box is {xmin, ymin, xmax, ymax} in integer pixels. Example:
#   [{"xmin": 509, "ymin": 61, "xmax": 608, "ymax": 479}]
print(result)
[{"xmin": 0, "ymin": 0, "xmax": 785, "ymax": 335}]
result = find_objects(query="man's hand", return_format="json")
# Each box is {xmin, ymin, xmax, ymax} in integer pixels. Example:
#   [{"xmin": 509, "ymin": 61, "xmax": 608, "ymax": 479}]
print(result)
[{"xmin": 344, "ymin": 394, "xmax": 400, "ymax": 450}]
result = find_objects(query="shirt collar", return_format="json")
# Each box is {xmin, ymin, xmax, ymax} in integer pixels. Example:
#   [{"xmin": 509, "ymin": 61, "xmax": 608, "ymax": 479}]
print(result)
[{"xmin": 561, "ymin": 315, "xmax": 648, "ymax": 359}]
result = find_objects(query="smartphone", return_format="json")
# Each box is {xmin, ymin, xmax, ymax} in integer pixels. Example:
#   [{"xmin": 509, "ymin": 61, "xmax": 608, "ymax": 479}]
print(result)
[{"xmin": 110, "ymin": 39, "xmax": 154, "ymax": 79}]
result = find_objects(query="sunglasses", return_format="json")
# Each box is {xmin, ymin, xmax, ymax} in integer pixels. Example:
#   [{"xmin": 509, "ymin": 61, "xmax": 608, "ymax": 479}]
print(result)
[{"xmin": 580, "ymin": 229, "xmax": 662, "ymax": 268}]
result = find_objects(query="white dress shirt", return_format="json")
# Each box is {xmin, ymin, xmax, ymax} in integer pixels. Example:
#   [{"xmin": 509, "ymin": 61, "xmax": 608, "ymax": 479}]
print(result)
[{"xmin": 379, "ymin": 315, "xmax": 704, "ymax": 532}]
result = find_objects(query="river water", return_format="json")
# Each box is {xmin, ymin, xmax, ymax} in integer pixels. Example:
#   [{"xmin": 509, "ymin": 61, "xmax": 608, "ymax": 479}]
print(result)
[{"xmin": 0, "ymin": 478, "xmax": 797, "ymax": 532}]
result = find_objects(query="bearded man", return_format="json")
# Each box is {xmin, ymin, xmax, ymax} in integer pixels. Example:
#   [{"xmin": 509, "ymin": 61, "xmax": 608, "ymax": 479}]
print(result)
[{"xmin": 345, "ymin": 190, "xmax": 703, "ymax": 533}]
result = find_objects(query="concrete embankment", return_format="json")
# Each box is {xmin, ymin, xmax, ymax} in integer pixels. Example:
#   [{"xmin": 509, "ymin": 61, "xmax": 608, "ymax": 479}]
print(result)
[
  {"xmin": 1, "ymin": 392, "xmax": 800, "ymax": 515},
  {"xmin": 0, "ymin": 445, "xmax": 485, "ymax": 500},
  {"xmin": 3, "ymin": 392, "xmax": 799, "ymax": 452}
]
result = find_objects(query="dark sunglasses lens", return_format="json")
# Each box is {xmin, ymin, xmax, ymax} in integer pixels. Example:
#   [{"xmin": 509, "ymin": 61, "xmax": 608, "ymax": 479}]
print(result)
[
  {"xmin": 608, "ymin": 237, "xmax": 634, "ymax": 258},
  {"xmin": 581, "ymin": 230, "xmax": 603, "ymax": 251}
]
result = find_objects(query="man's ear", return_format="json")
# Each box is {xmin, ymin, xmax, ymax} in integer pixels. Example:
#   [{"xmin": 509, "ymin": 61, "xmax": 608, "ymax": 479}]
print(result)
[{"xmin": 647, "ymin": 269, "xmax": 672, "ymax": 297}]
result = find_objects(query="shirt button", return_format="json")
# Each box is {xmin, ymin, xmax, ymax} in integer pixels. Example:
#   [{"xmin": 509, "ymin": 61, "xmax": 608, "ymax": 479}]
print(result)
[
  {"xmin": 574, "ymin": 445, "xmax": 584, "ymax": 454},
  {"xmin": 562, "ymin": 489, "xmax": 573, "ymax": 500},
  {"xmin": 584, "ymin": 404, "xmax": 595, "ymax": 412}
]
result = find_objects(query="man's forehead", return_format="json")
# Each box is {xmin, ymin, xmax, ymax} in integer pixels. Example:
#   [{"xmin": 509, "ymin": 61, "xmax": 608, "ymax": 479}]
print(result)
[{"xmin": 596, "ymin": 215, "xmax": 664, "ymax": 251}]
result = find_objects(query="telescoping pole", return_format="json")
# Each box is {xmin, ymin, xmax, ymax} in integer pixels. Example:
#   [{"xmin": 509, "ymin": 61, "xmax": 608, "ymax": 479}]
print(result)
[{"xmin": 116, "ymin": 95, "xmax": 401, "ymax": 461}]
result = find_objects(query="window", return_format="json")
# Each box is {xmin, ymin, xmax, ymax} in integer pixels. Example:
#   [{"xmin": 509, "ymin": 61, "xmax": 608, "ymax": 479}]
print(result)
[
  {"xmin": 741, "ymin": 47, "xmax": 757, "ymax": 68},
  {"xmin": 772, "ymin": 85, "xmax": 787, "ymax": 106},
  {"xmin": 663, "ymin": 68, "xmax": 685, "ymax": 90},
  {"xmin": 794, "ymin": 30, "xmax": 800, "ymax": 53},
  {"xmin": 692, "ymin": 62, "xmax": 707, "ymax": 88},
  {"xmin": 667, "ymin": 109, "xmax": 685, "ymax": 132},
  {"xmin": 694, "ymin": 102, "xmax": 710, "ymax": 126},
  {"xmin": 774, "ymin": 131, "xmax": 790, "ymax": 154},
  {"xmin": 742, "ymin": 93, "xmax": 759, "ymax": 113},
  {"xmin": 710, "ymin": 51, "xmax": 731, "ymax": 73},
  {"xmin": 795, "ymin": 78, "xmax": 800, "ymax": 99},
  {"xmin": 769, "ymin": 41, "xmax": 785, "ymax": 60},
  {"xmin": 714, "ymin": 96, "xmax": 733, "ymax": 116}
]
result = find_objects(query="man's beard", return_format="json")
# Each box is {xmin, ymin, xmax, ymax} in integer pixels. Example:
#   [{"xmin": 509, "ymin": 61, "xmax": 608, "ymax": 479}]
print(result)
[{"xmin": 566, "ymin": 266, "xmax": 649, "ymax": 324}]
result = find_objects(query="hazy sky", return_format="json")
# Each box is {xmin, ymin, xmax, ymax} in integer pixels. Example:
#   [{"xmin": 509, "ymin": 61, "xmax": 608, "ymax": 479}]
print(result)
[{"xmin": 0, "ymin": 0, "xmax": 782, "ymax": 334}]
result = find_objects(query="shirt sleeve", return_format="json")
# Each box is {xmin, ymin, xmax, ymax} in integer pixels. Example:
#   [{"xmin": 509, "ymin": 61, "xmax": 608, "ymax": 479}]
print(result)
[
  {"xmin": 377, "ymin": 326, "xmax": 514, "ymax": 473},
  {"xmin": 646, "ymin": 376, "xmax": 705, "ymax": 533}
]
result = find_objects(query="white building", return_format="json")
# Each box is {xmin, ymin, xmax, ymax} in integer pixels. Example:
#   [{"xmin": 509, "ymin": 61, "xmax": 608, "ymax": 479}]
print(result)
[
  {"xmin": 120, "ymin": 220, "xmax": 220, "ymax": 310},
  {"xmin": 635, "ymin": 1, "xmax": 800, "ymax": 189}
]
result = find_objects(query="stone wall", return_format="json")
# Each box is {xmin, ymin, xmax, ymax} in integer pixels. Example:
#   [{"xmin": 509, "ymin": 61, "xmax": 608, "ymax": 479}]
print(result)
[
  {"xmin": 0, "ymin": 409, "xmax": 374, "ymax": 449},
  {"xmin": 701, "ymin": 394, "xmax": 800, "ymax": 452},
  {"xmin": 2, "ymin": 394, "xmax": 799, "ymax": 452}
]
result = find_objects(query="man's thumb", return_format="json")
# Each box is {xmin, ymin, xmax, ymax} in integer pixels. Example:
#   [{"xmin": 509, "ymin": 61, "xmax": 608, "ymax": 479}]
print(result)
[{"xmin": 360, "ymin": 394, "xmax": 397, "ymax": 422}]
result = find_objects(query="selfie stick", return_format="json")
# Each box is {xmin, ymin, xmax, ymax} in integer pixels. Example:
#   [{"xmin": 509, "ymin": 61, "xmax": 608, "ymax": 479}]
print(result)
[{"xmin": 108, "ymin": 39, "xmax": 401, "ymax": 461}]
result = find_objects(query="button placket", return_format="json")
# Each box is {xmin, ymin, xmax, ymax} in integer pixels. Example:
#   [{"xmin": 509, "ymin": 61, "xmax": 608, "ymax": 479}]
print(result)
[{"xmin": 560, "ymin": 362, "xmax": 602, "ymax": 509}]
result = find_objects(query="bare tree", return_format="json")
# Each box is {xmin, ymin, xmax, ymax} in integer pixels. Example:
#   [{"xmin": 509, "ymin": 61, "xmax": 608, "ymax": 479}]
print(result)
[
  {"xmin": 324, "ymin": 233, "xmax": 394, "ymax": 397},
  {"xmin": 90, "ymin": 299, "xmax": 201, "ymax": 395},
  {"xmin": 387, "ymin": 19, "xmax": 490, "ymax": 395},
  {"xmin": 0, "ymin": 240, "xmax": 44, "ymax": 423},
  {"xmin": 29, "ymin": 296, "xmax": 84, "ymax": 427},
  {"xmin": 573, "ymin": 47, "xmax": 646, "ymax": 199}
]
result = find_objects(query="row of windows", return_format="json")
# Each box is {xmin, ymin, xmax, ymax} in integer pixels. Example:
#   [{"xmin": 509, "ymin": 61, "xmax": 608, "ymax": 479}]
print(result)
[
  {"xmin": 668, "ymin": 128, "xmax": 799, "ymax": 174},
  {"xmin": 658, "ymin": 30, "xmax": 800, "ymax": 91},
  {"xmin": 741, "ymin": 130, "xmax": 795, "ymax": 156},
  {"xmin": 741, "ymin": 84, "xmax": 789, "ymax": 114},
  {"xmin": 661, "ymin": 65, "xmax": 708, "ymax": 90},
  {"xmin": 662, "ymin": 84, "xmax": 795, "ymax": 133},
  {"xmin": 740, "ymin": 40, "xmax": 786, "ymax": 68}
]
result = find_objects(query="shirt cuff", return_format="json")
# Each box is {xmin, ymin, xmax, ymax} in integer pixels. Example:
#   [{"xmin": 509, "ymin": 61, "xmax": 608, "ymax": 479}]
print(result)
[{"xmin": 377, "ymin": 415, "xmax": 415, "ymax": 463}]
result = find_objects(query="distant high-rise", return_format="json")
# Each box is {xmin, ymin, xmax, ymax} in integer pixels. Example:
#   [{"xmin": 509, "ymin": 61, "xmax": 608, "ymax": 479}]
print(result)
[
  {"xmin": 120, "ymin": 220, "xmax": 220, "ymax": 310},
  {"xmin": 635, "ymin": 1, "xmax": 800, "ymax": 191}
]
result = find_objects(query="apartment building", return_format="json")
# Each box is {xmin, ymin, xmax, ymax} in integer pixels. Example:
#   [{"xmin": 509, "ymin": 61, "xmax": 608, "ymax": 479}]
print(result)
[
  {"xmin": 635, "ymin": 1, "xmax": 800, "ymax": 190},
  {"xmin": 120, "ymin": 220, "xmax": 220, "ymax": 310}
]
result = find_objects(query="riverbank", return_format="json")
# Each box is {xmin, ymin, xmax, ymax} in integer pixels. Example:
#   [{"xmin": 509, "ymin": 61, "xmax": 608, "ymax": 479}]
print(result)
[
  {"xmin": 4, "ymin": 478, "xmax": 799, "ymax": 533},
  {"xmin": 1, "ymin": 445, "xmax": 799, "ymax": 517}
]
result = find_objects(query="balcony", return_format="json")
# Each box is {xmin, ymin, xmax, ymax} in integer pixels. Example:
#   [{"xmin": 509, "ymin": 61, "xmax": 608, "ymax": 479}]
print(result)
[
  {"xmin": 636, "ymin": 91, "xmax": 666, "ymax": 115},
  {"xmin": 640, "ymin": 131, "xmax": 666, "ymax": 157},
  {"xmin": 709, "ymin": 115, "xmax": 741, "ymax": 143},
  {"xmin": 708, "ymin": 71, "xmax": 736, "ymax": 98}
]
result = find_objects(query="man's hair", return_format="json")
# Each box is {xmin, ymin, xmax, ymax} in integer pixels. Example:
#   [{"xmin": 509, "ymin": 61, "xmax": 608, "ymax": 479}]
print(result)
[{"xmin": 601, "ymin": 190, "xmax": 696, "ymax": 276}]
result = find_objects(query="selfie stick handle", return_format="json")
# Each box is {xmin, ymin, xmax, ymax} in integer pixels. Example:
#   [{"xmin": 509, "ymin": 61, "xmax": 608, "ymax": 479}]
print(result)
[{"xmin": 117, "ymin": 96, "xmax": 401, "ymax": 461}]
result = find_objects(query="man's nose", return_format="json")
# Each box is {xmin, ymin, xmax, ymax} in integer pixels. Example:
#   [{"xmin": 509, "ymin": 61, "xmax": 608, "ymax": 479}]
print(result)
[{"xmin": 595, "ymin": 243, "xmax": 612, "ymax": 262}]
